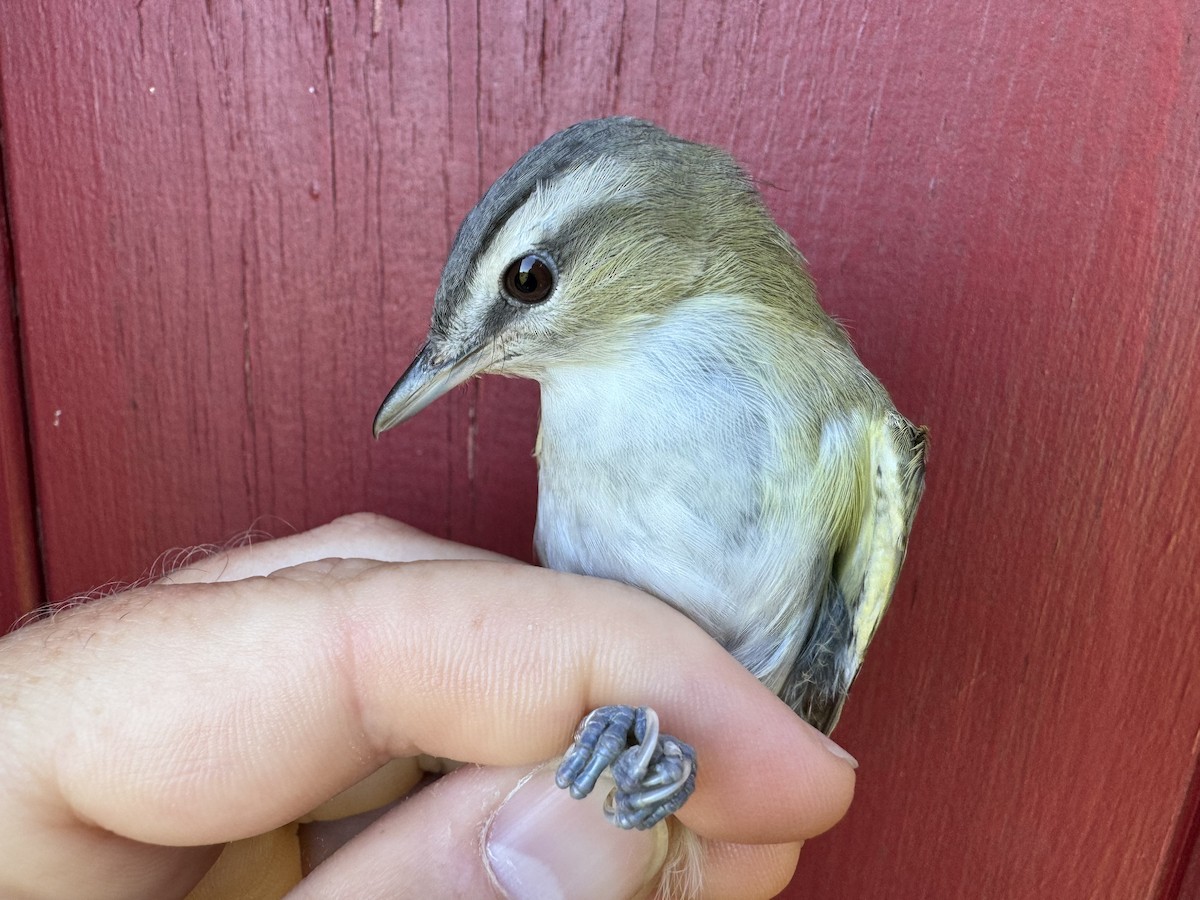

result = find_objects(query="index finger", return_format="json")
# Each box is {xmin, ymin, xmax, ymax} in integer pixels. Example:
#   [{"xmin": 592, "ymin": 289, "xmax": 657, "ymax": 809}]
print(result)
[{"xmin": 3, "ymin": 558, "xmax": 855, "ymax": 850}]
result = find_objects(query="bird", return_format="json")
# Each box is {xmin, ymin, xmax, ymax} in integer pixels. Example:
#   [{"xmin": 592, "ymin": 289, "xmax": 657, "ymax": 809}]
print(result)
[{"xmin": 373, "ymin": 116, "xmax": 927, "ymax": 852}]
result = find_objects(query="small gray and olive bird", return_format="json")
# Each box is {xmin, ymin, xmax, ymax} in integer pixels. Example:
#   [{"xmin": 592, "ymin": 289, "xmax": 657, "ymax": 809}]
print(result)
[{"xmin": 374, "ymin": 117, "xmax": 927, "ymax": 835}]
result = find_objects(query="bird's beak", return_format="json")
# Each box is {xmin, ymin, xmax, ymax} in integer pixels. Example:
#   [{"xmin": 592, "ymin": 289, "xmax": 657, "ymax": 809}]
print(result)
[{"xmin": 373, "ymin": 341, "xmax": 489, "ymax": 437}]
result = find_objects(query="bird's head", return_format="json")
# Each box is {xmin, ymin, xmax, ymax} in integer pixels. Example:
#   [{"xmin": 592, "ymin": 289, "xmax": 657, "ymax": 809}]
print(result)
[{"xmin": 373, "ymin": 117, "xmax": 807, "ymax": 436}]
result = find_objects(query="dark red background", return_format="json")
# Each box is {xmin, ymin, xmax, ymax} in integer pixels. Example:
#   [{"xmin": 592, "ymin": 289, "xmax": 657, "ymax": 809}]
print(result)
[{"xmin": 2, "ymin": 1, "xmax": 1198, "ymax": 896}]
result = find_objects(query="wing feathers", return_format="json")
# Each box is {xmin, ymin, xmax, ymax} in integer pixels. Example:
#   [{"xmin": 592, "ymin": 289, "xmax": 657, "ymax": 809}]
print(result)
[
  {"xmin": 783, "ymin": 410, "xmax": 927, "ymax": 734},
  {"xmin": 851, "ymin": 412, "xmax": 928, "ymax": 667}
]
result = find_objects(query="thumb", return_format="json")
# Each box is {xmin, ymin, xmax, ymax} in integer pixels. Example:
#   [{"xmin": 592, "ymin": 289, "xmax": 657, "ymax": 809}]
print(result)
[{"xmin": 290, "ymin": 764, "xmax": 668, "ymax": 900}]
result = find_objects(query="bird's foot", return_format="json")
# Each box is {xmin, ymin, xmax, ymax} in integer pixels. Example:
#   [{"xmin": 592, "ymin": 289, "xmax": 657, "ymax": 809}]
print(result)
[{"xmin": 554, "ymin": 705, "xmax": 697, "ymax": 830}]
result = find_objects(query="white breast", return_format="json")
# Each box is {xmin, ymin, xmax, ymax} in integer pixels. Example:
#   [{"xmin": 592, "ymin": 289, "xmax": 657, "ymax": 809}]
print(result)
[{"xmin": 533, "ymin": 298, "xmax": 845, "ymax": 688}]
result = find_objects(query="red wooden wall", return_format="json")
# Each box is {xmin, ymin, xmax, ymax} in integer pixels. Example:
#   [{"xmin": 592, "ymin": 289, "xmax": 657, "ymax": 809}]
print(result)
[
  {"xmin": 0, "ymin": 160, "xmax": 41, "ymax": 628},
  {"xmin": 2, "ymin": 1, "xmax": 1198, "ymax": 898}
]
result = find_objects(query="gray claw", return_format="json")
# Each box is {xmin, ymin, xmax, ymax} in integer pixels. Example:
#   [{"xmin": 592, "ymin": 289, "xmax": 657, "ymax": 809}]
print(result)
[
  {"xmin": 555, "ymin": 705, "xmax": 697, "ymax": 830},
  {"xmin": 556, "ymin": 705, "xmax": 636, "ymax": 798}
]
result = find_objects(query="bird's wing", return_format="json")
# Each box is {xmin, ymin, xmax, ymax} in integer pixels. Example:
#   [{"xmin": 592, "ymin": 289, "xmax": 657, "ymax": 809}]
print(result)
[
  {"xmin": 782, "ymin": 410, "xmax": 928, "ymax": 733},
  {"xmin": 844, "ymin": 411, "xmax": 928, "ymax": 671}
]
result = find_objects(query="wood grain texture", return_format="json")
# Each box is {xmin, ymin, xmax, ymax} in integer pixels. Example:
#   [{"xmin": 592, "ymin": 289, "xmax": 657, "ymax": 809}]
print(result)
[
  {"xmin": 0, "ymin": 145, "xmax": 42, "ymax": 631},
  {"xmin": 1, "ymin": 0, "xmax": 1198, "ymax": 897}
]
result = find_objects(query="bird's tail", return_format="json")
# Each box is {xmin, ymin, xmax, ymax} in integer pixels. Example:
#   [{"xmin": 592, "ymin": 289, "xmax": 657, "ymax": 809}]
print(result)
[{"xmin": 780, "ymin": 576, "xmax": 855, "ymax": 734}]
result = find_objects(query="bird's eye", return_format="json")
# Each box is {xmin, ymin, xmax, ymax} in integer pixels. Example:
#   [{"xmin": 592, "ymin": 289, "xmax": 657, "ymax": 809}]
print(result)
[{"xmin": 502, "ymin": 254, "xmax": 555, "ymax": 304}]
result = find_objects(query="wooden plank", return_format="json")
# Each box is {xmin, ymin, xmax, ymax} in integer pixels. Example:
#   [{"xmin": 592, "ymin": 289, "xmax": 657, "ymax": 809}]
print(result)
[
  {"xmin": 1158, "ymin": 768, "xmax": 1200, "ymax": 900},
  {"xmin": 0, "ymin": 147, "xmax": 42, "ymax": 630},
  {"xmin": 1, "ymin": 1, "xmax": 1198, "ymax": 897},
  {"xmin": 0, "ymin": 0, "xmax": 542, "ymax": 603},
  {"xmin": 784, "ymin": 0, "xmax": 1200, "ymax": 895},
  {"xmin": 791, "ymin": 1, "xmax": 1200, "ymax": 896}
]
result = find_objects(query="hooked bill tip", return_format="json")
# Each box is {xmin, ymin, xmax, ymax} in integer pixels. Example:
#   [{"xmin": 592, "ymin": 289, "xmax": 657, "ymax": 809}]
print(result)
[{"xmin": 372, "ymin": 342, "xmax": 491, "ymax": 439}]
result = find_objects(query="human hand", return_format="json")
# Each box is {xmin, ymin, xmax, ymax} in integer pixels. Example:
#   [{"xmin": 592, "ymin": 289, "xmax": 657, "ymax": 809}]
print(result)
[{"xmin": 0, "ymin": 513, "xmax": 856, "ymax": 899}]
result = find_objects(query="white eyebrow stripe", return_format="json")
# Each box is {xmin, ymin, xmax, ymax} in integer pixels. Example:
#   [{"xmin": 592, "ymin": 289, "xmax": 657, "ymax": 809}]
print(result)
[{"xmin": 471, "ymin": 157, "xmax": 642, "ymax": 295}]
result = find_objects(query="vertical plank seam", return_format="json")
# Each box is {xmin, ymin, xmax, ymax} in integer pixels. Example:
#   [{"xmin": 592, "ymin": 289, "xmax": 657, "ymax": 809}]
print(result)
[
  {"xmin": 441, "ymin": 0, "xmax": 456, "ymax": 539},
  {"xmin": 466, "ymin": 0, "xmax": 484, "ymax": 533},
  {"xmin": 1151, "ymin": 747, "xmax": 1200, "ymax": 900},
  {"xmin": 0, "ymin": 70, "xmax": 49, "ymax": 613}
]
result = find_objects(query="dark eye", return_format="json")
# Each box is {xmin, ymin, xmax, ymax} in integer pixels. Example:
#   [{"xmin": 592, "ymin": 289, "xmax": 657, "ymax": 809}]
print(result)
[{"xmin": 502, "ymin": 254, "xmax": 555, "ymax": 304}]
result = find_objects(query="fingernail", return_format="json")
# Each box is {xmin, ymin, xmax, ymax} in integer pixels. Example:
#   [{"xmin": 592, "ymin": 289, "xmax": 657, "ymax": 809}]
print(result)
[
  {"xmin": 485, "ymin": 766, "xmax": 668, "ymax": 900},
  {"xmin": 814, "ymin": 731, "xmax": 859, "ymax": 769}
]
